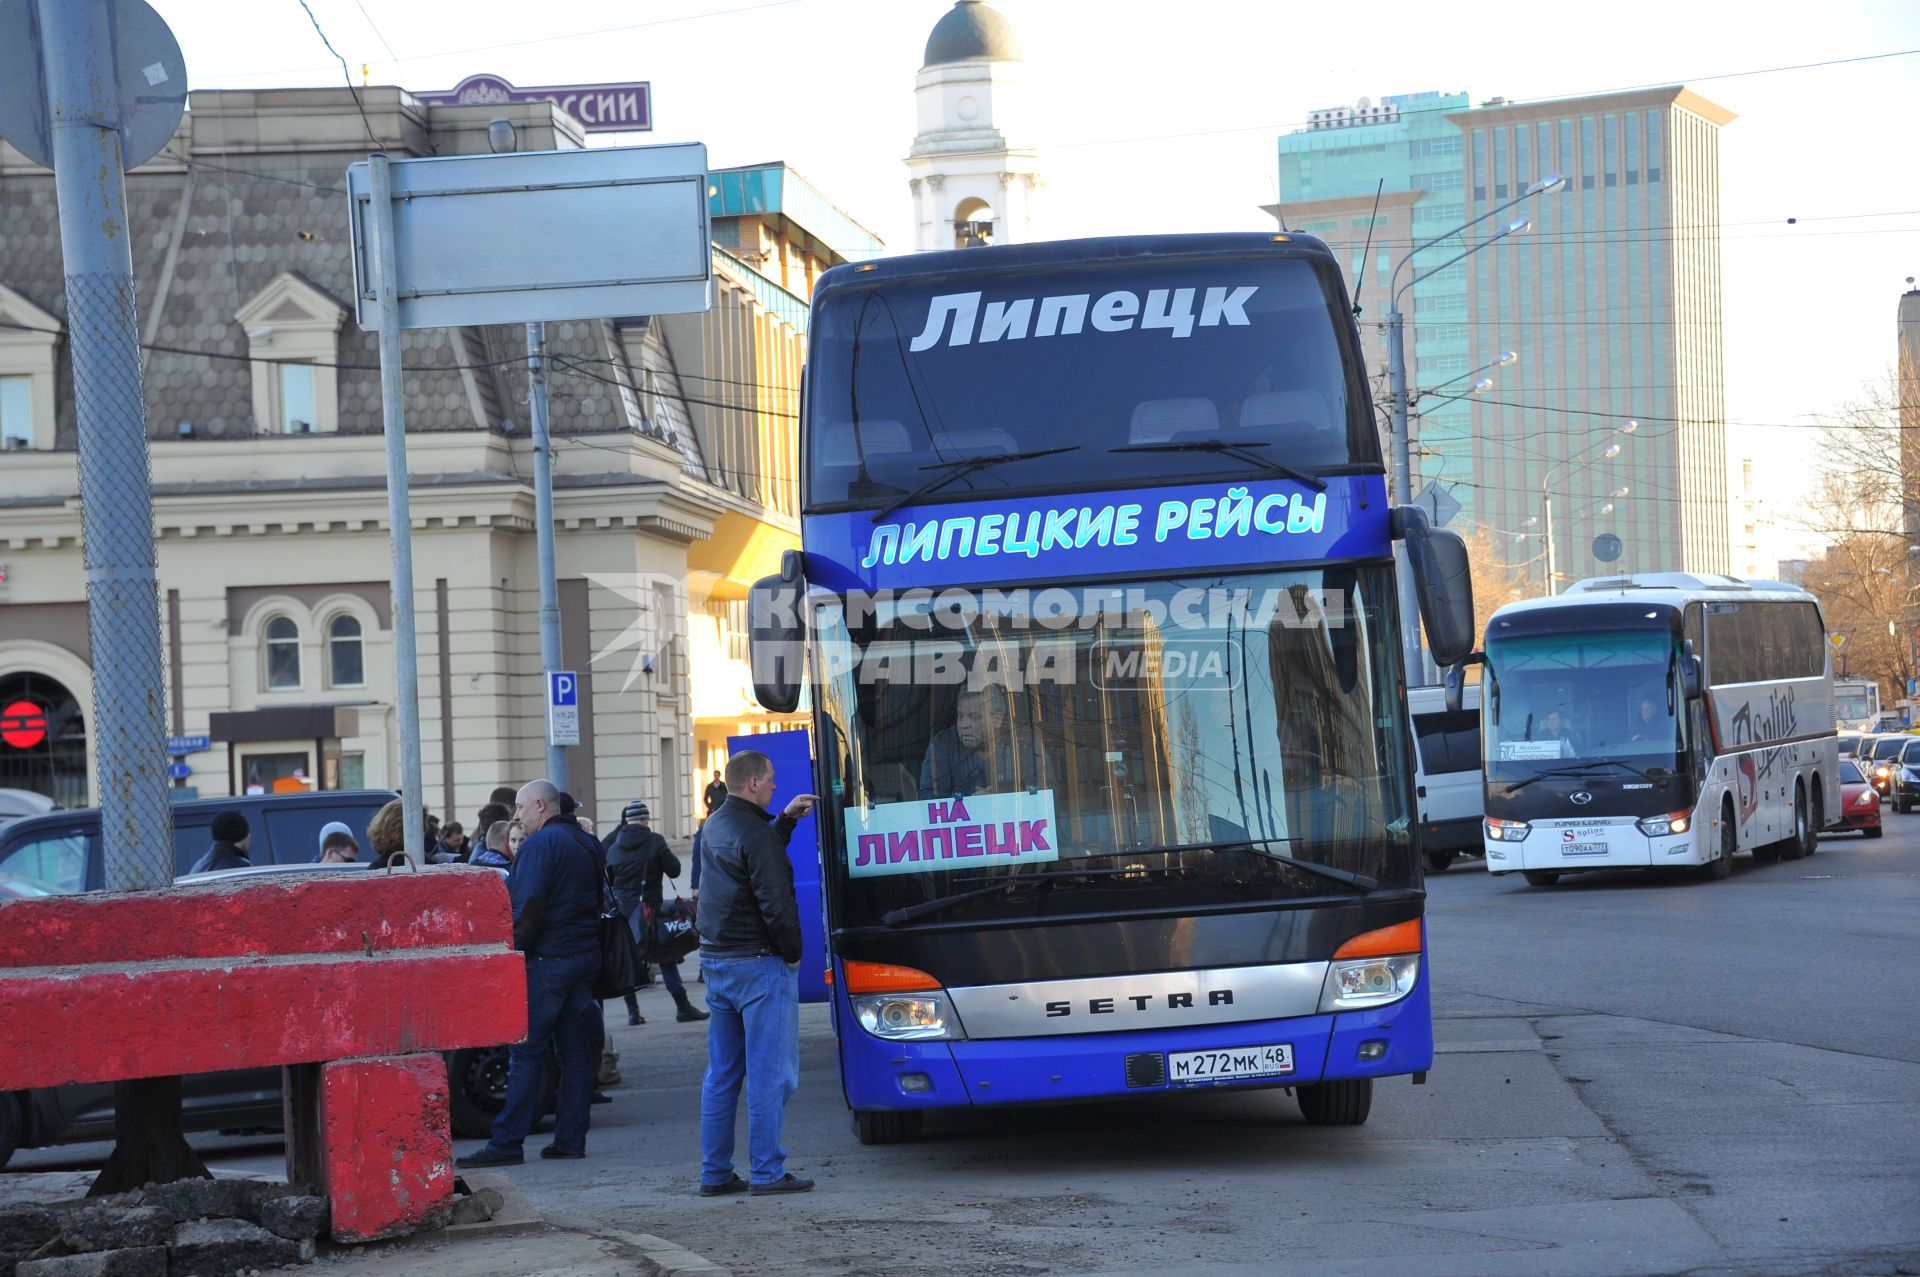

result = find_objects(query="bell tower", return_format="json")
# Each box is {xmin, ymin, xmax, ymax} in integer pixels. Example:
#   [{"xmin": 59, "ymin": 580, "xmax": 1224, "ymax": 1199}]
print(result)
[{"xmin": 906, "ymin": 1, "xmax": 1041, "ymax": 251}]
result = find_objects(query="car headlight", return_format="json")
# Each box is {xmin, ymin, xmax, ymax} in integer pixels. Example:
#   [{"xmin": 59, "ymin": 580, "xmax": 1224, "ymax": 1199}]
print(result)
[
  {"xmin": 1636, "ymin": 810, "xmax": 1691, "ymax": 837},
  {"xmin": 852, "ymin": 993, "xmax": 965, "ymax": 1041},
  {"xmin": 1319, "ymin": 954, "xmax": 1421, "ymax": 1012},
  {"xmin": 1484, "ymin": 817, "xmax": 1531, "ymax": 842},
  {"xmin": 1856, "ymin": 790, "xmax": 1878, "ymax": 808}
]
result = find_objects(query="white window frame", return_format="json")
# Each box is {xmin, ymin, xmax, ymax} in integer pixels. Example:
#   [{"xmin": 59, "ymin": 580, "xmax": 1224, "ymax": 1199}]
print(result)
[
  {"xmin": 0, "ymin": 285, "xmax": 61, "ymax": 451},
  {"xmin": 235, "ymin": 274, "xmax": 346, "ymax": 435},
  {"xmin": 325, "ymin": 612, "xmax": 366, "ymax": 689},
  {"xmin": 263, "ymin": 615, "xmax": 303, "ymax": 691}
]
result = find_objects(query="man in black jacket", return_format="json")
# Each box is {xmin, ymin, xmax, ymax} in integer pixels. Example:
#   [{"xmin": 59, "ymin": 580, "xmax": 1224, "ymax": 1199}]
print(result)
[
  {"xmin": 188, "ymin": 811, "xmax": 251, "ymax": 874},
  {"xmin": 606, "ymin": 800, "xmax": 707, "ymax": 1024},
  {"xmin": 694, "ymin": 750, "xmax": 816, "ymax": 1197}
]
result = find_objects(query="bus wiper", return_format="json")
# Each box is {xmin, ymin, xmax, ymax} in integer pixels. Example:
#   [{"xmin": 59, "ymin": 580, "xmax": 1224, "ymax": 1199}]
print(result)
[
  {"xmin": 879, "ymin": 860, "xmax": 1128, "ymax": 921},
  {"xmin": 1507, "ymin": 759, "xmax": 1661, "ymax": 791},
  {"xmin": 1211, "ymin": 842, "xmax": 1377, "ymax": 892},
  {"xmin": 1107, "ymin": 439, "xmax": 1329, "ymax": 492},
  {"xmin": 869, "ymin": 446, "xmax": 1081, "ymax": 523}
]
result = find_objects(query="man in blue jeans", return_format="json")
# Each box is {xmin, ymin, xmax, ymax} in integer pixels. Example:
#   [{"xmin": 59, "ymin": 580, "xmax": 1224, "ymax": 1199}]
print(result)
[
  {"xmin": 458, "ymin": 779, "xmax": 603, "ymax": 1167},
  {"xmin": 694, "ymin": 750, "xmax": 816, "ymax": 1196}
]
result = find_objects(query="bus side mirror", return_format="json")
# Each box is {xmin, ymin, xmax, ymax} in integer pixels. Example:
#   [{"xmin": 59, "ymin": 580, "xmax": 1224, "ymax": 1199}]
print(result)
[
  {"xmin": 1394, "ymin": 506, "xmax": 1477, "ymax": 668},
  {"xmin": 749, "ymin": 550, "xmax": 807, "ymax": 714},
  {"xmin": 1680, "ymin": 640, "xmax": 1703, "ymax": 701},
  {"xmin": 1444, "ymin": 653, "xmax": 1483, "ymax": 714}
]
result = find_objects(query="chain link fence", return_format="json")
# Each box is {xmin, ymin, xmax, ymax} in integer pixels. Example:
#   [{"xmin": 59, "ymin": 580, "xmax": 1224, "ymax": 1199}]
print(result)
[{"xmin": 67, "ymin": 270, "xmax": 175, "ymax": 891}]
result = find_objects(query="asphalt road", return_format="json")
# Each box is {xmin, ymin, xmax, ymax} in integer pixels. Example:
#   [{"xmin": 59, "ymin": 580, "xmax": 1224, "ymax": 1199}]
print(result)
[{"xmin": 12, "ymin": 818, "xmax": 1919, "ymax": 1276}]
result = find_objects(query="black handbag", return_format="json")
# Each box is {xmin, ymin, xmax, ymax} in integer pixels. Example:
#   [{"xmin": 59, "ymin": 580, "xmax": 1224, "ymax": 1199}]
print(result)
[
  {"xmin": 593, "ymin": 889, "xmax": 644, "ymax": 999},
  {"xmin": 641, "ymin": 884, "xmax": 699, "ymax": 963}
]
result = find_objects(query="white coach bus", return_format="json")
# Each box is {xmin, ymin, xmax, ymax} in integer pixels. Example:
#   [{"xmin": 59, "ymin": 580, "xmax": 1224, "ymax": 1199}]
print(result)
[{"xmin": 1449, "ymin": 573, "xmax": 1837, "ymax": 887}]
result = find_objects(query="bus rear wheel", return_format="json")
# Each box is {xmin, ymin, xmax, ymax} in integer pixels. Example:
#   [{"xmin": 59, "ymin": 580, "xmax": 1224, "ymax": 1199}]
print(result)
[
  {"xmin": 1522, "ymin": 871, "xmax": 1560, "ymax": 887},
  {"xmin": 1295, "ymin": 1078, "xmax": 1372, "ymax": 1126},
  {"xmin": 1780, "ymin": 786, "xmax": 1811, "ymax": 861},
  {"xmin": 854, "ymin": 1110, "xmax": 924, "ymax": 1145},
  {"xmin": 1424, "ymin": 850, "xmax": 1456, "ymax": 873}
]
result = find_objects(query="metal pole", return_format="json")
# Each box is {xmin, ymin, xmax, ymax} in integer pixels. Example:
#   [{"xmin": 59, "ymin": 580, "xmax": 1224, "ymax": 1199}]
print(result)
[
  {"xmin": 367, "ymin": 154, "xmax": 425, "ymax": 864},
  {"xmin": 527, "ymin": 321, "xmax": 568, "ymax": 791},
  {"xmin": 38, "ymin": 0, "xmax": 172, "ymax": 890},
  {"xmin": 1386, "ymin": 306, "xmax": 1425, "ymax": 680},
  {"xmin": 1544, "ymin": 490, "xmax": 1558, "ymax": 596}
]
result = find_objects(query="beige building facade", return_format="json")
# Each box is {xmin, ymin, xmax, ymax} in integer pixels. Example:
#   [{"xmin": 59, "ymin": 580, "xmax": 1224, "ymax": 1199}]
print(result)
[{"xmin": 0, "ymin": 88, "xmax": 878, "ymax": 836}]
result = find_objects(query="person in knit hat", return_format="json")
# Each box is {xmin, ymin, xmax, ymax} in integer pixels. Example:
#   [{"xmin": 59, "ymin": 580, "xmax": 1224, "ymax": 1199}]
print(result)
[
  {"xmin": 606, "ymin": 799, "xmax": 707, "ymax": 1024},
  {"xmin": 188, "ymin": 811, "xmax": 251, "ymax": 874}
]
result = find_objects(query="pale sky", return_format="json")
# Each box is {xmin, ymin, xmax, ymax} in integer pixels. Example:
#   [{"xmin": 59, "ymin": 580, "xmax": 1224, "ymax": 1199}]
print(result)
[{"xmin": 155, "ymin": 0, "xmax": 1920, "ymax": 559}]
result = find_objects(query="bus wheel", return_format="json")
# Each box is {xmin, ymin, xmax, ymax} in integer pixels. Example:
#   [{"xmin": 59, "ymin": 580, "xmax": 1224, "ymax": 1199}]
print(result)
[
  {"xmin": 854, "ymin": 1110, "xmax": 924, "ymax": 1145},
  {"xmin": 1296, "ymin": 1077, "xmax": 1372, "ymax": 1126},
  {"xmin": 1424, "ymin": 850, "xmax": 1456, "ymax": 873},
  {"xmin": 1802, "ymin": 789, "xmax": 1822, "ymax": 857},
  {"xmin": 1522, "ymin": 871, "xmax": 1560, "ymax": 887},
  {"xmin": 1781, "ymin": 786, "xmax": 1810, "ymax": 861},
  {"xmin": 1698, "ymin": 803, "xmax": 1735, "ymax": 879}
]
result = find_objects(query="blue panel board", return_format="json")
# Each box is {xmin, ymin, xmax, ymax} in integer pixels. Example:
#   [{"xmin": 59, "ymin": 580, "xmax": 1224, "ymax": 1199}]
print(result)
[
  {"xmin": 803, "ymin": 473, "xmax": 1390, "ymax": 594},
  {"xmin": 727, "ymin": 729, "xmax": 828, "ymax": 1003}
]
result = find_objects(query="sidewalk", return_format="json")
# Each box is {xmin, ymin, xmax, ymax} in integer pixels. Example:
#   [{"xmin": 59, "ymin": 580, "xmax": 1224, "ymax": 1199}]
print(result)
[{"xmin": 323, "ymin": 1214, "xmax": 728, "ymax": 1277}]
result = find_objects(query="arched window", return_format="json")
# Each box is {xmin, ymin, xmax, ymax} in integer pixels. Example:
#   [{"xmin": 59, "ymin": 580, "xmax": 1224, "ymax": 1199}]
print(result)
[
  {"xmin": 264, "ymin": 617, "xmax": 301, "ymax": 690},
  {"xmin": 327, "ymin": 614, "xmax": 364, "ymax": 688}
]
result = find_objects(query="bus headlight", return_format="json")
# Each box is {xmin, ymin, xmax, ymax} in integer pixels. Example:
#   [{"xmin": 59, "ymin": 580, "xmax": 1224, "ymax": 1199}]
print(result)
[
  {"xmin": 1636, "ymin": 811, "xmax": 1691, "ymax": 837},
  {"xmin": 852, "ymin": 994, "xmax": 965, "ymax": 1041},
  {"xmin": 1319, "ymin": 955, "xmax": 1421, "ymax": 1012},
  {"xmin": 1485, "ymin": 817, "xmax": 1531, "ymax": 842}
]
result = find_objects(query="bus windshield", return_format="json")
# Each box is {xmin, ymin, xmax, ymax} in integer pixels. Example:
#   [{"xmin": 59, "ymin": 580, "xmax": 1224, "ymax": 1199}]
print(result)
[
  {"xmin": 1483, "ymin": 631, "xmax": 1685, "ymax": 776},
  {"xmin": 812, "ymin": 566, "xmax": 1414, "ymax": 928},
  {"xmin": 806, "ymin": 256, "xmax": 1368, "ymax": 510}
]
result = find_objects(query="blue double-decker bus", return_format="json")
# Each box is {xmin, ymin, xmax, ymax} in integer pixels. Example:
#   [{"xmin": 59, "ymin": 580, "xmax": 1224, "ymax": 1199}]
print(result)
[{"xmin": 750, "ymin": 233, "xmax": 1474, "ymax": 1143}]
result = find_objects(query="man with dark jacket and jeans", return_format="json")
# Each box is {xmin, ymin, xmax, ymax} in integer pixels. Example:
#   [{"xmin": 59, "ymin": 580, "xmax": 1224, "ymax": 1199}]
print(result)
[
  {"xmin": 695, "ymin": 750, "xmax": 816, "ymax": 1197},
  {"xmin": 605, "ymin": 801, "xmax": 708, "ymax": 1025},
  {"xmin": 458, "ymin": 779, "xmax": 603, "ymax": 1167}
]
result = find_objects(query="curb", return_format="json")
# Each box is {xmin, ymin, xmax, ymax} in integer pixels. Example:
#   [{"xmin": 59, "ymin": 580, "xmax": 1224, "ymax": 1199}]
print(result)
[{"xmin": 547, "ymin": 1213, "xmax": 732, "ymax": 1277}]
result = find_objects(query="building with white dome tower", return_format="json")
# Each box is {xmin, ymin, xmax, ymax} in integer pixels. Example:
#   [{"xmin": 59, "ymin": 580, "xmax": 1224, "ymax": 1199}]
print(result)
[{"xmin": 906, "ymin": 1, "xmax": 1041, "ymax": 251}]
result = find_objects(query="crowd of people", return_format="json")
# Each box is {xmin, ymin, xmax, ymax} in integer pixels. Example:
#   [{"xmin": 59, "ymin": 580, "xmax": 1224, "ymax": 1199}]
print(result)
[{"xmin": 190, "ymin": 756, "xmax": 819, "ymax": 1195}]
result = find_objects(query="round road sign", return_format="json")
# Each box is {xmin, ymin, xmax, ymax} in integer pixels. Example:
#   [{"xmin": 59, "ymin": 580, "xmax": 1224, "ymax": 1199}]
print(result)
[
  {"xmin": 1, "ymin": 699, "xmax": 47, "ymax": 750},
  {"xmin": 1592, "ymin": 532, "xmax": 1623, "ymax": 563},
  {"xmin": 0, "ymin": 0, "xmax": 189, "ymax": 172}
]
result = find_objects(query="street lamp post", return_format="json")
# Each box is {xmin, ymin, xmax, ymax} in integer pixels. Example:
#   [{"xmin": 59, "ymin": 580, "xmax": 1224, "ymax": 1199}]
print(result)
[
  {"xmin": 1537, "ymin": 421, "xmax": 1636, "ymax": 594},
  {"xmin": 1387, "ymin": 174, "xmax": 1564, "ymax": 677}
]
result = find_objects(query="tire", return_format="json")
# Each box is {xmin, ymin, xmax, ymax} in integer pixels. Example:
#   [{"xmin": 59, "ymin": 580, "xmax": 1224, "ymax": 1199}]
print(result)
[
  {"xmin": 1697, "ymin": 803, "xmax": 1735, "ymax": 880},
  {"xmin": 1424, "ymin": 849, "xmax": 1456, "ymax": 873},
  {"xmin": 446, "ymin": 1046, "xmax": 558, "ymax": 1140},
  {"xmin": 1864, "ymin": 825, "xmax": 1884, "ymax": 838},
  {"xmin": 1522, "ymin": 870, "xmax": 1560, "ymax": 887},
  {"xmin": 1804, "ymin": 790, "xmax": 1822, "ymax": 857},
  {"xmin": 854, "ymin": 1110, "xmax": 924, "ymax": 1145},
  {"xmin": 1296, "ymin": 1078, "xmax": 1373, "ymax": 1126},
  {"xmin": 0, "ymin": 1093, "xmax": 21, "ymax": 1171},
  {"xmin": 1780, "ymin": 787, "xmax": 1809, "ymax": 861}
]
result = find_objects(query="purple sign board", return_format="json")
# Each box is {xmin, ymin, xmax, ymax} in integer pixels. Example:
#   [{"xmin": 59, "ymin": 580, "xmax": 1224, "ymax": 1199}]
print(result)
[{"xmin": 414, "ymin": 74, "xmax": 652, "ymax": 132}]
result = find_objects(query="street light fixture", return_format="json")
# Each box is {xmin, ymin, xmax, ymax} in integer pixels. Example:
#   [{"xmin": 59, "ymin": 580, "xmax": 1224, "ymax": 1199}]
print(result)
[
  {"xmin": 1386, "ymin": 176, "xmax": 1564, "ymax": 676},
  {"xmin": 1539, "ymin": 425, "xmax": 1639, "ymax": 596}
]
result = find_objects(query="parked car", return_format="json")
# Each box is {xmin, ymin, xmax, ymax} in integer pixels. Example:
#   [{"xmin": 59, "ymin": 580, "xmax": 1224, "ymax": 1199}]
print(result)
[
  {"xmin": 0, "ymin": 789, "xmax": 59, "ymax": 822},
  {"xmin": 0, "ymin": 861, "xmax": 538, "ymax": 1168},
  {"xmin": 0, "ymin": 789, "xmax": 397, "ymax": 894},
  {"xmin": 1409, "ymin": 683, "xmax": 1483, "ymax": 872},
  {"xmin": 1831, "ymin": 758, "xmax": 1883, "ymax": 837}
]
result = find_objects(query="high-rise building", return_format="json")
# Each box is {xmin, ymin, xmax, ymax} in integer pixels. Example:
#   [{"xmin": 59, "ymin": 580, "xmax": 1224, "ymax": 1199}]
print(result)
[
  {"xmin": 1899, "ymin": 285, "xmax": 1920, "ymax": 550},
  {"xmin": 1272, "ymin": 87, "xmax": 1735, "ymax": 586}
]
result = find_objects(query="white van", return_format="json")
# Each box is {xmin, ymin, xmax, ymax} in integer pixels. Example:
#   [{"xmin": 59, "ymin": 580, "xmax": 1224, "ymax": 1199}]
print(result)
[{"xmin": 1408, "ymin": 683, "xmax": 1484, "ymax": 872}]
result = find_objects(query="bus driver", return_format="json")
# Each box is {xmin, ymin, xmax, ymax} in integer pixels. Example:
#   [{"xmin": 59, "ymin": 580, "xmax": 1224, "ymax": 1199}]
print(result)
[{"xmin": 918, "ymin": 685, "xmax": 1041, "ymax": 799}]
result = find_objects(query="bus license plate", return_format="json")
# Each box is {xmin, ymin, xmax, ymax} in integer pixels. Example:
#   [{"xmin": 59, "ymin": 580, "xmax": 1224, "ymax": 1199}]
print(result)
[
  {"xmin": 1562, "ymin": 842, "xmax": 1608, "ymax": 856},
  {"xmin": 1167, "ymin": 1043, "xmax": 1294, "ymax": 1084}
]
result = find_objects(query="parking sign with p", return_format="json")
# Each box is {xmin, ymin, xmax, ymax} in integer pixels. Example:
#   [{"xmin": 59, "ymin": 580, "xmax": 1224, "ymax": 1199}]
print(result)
[{"xmin": 547, "ymin": 670, "xmax": 580, "ymax": 747}]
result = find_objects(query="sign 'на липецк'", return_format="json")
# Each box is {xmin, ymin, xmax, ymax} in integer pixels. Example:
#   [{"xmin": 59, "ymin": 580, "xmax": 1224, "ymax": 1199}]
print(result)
[{"xmin": 846, "ymin": 791, "xmax": 1059, "ymax": 878}]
